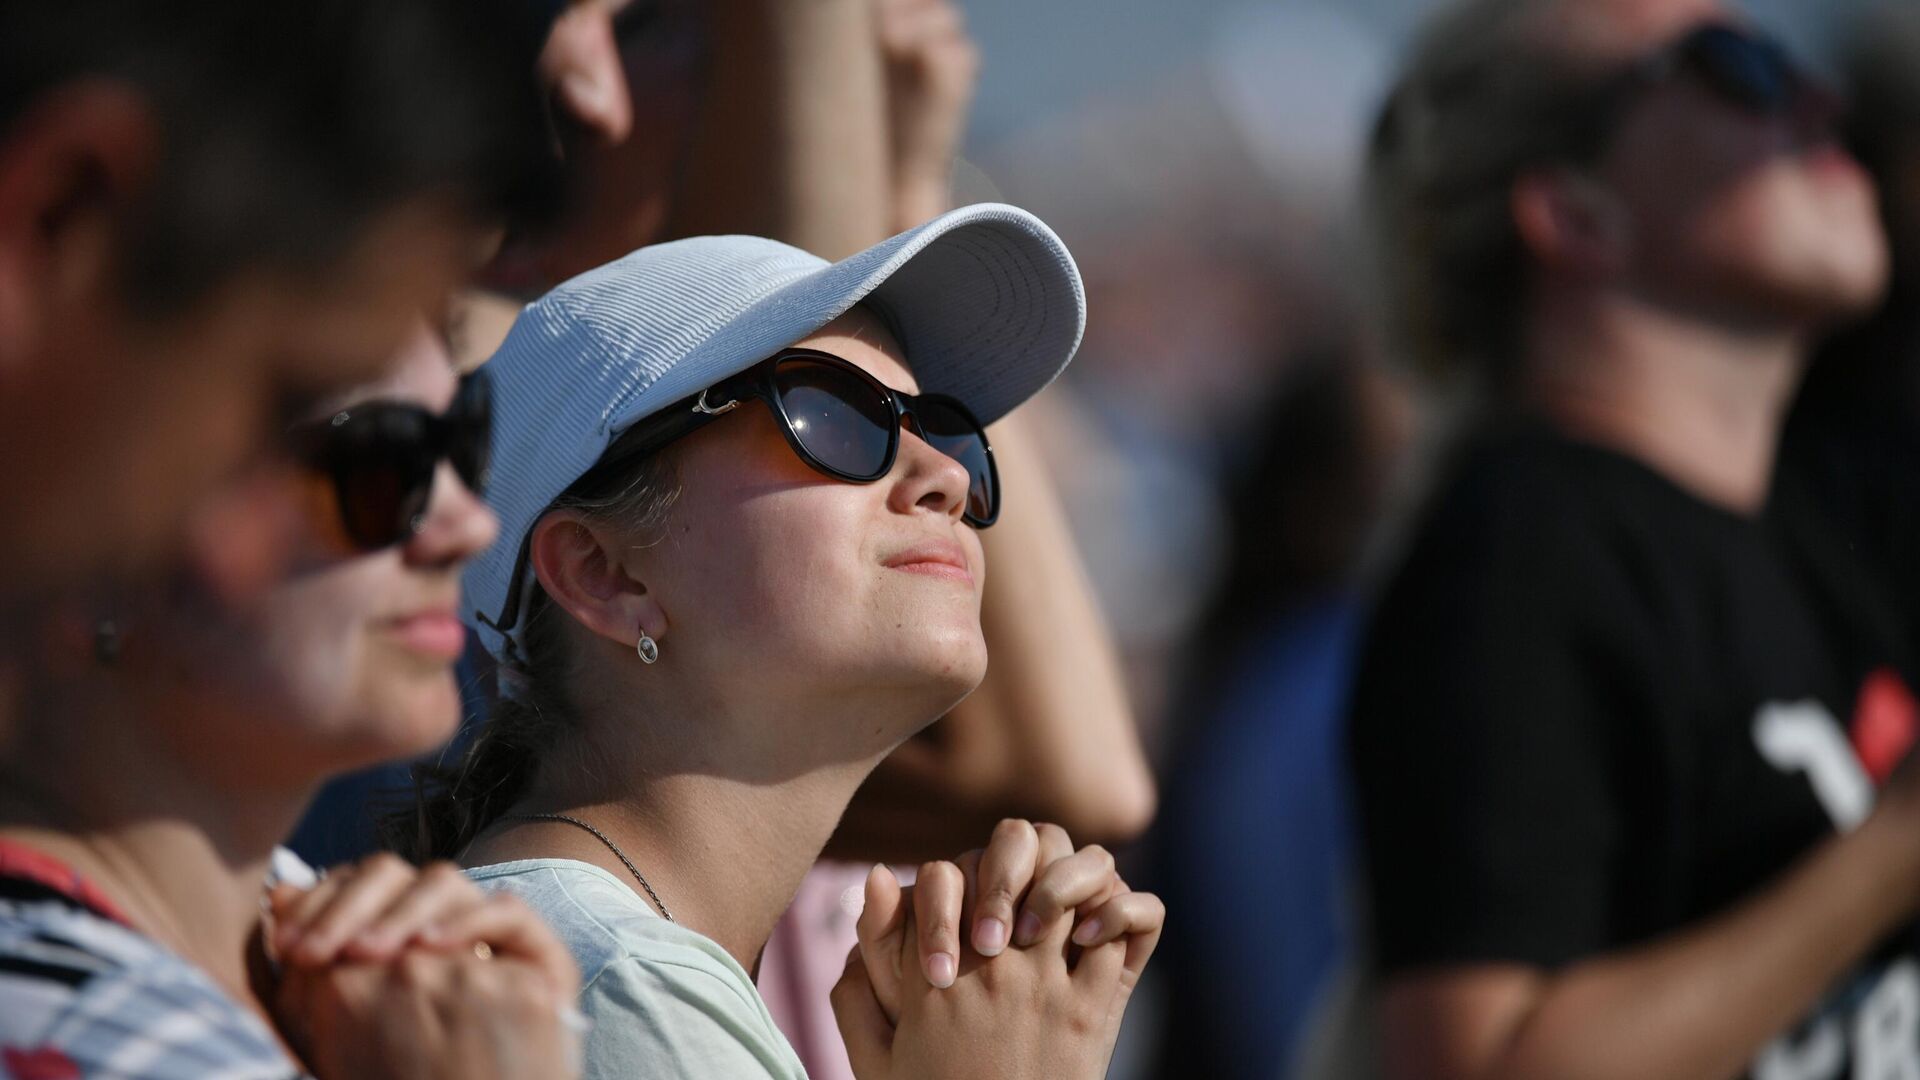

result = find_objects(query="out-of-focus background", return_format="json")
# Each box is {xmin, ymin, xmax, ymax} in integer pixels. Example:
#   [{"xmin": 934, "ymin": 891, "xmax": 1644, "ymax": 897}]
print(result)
[{"xmin": 944, "ymin": 3, "xmax": 1907, "ymax": 1077}]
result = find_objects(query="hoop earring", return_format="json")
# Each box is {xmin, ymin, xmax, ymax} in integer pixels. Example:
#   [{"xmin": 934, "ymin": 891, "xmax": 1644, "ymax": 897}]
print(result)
[{"xmin": 636, "ymin": 627, "xmax": 659, "ymax": 665}]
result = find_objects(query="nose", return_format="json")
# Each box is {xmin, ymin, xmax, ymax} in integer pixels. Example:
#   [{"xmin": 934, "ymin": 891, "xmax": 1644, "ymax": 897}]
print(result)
[
  {"xmin": 886, "ymin": 421, "xmax": 972, "ymax": 523},
  {"xmin": 403, "ymin": 461, "xmax": 500, "ymax": 569}
]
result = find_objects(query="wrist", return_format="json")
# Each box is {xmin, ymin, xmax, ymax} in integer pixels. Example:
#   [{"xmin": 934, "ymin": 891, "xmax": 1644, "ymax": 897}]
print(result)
[{"xmin": 1855, "ymin": 800, "xmax": 1920, "ymax": 914}]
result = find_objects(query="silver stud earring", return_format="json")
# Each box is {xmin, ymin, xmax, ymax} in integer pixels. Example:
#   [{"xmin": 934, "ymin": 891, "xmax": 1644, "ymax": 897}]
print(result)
[{"xmin": 636, "ymin": 627, "xmax": 659, "ymax": 665}]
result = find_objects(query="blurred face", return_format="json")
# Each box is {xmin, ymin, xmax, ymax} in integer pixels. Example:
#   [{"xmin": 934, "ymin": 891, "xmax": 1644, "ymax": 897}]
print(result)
[
  {"xmin": 0, "ymin": 201, "xmax": 476, "ymax": 599},
  {"xmin": 627, "ymin": 309, "xmax": 986, "ymax": 750},
  {"xmin": 1570, "ymin": 0, "xmax": 1888, "ymax": 321},
  {"xmin": 253, "ymin": 325, "xmax": 500, "ymax": 769}
]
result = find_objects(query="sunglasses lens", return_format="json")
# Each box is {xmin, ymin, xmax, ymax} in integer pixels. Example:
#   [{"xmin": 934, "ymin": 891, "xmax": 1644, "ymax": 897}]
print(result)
[
  {"xmin": 914, "ymin": 397, "xmax": 998, "ymax": 525},
  {"xmin": 1689, "ymin": 27, "xmax": 1794, "ymax": 112},
  {"xmin": 318, "ymin": 407, "xmax": 436, "ymax": 551},
  {"xmin": 774, "ymin": 358, "xmax": 896, "ymax": 479}
]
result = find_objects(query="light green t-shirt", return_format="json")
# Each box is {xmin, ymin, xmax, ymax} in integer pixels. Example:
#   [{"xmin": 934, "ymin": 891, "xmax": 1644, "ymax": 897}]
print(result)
[{"xmin": 467, "ymin": 858, "xmax": 807, "ymax": 1080}]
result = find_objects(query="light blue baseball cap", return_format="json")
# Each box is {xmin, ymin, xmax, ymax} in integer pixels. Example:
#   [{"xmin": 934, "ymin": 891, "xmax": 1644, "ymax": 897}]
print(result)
[{"xmin": 464, "ymin": 202, "xmax": 1086, "ymax": 657}]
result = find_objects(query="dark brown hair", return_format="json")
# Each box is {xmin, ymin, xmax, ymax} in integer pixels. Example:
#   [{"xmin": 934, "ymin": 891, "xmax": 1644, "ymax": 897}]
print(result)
[
  {"xmin": 0, "ymin": 0, "xmax": 560, "ymax": 318},
  {"xmin": 387, "ymin": 452, "xmax": 682, "ymax": 863}
]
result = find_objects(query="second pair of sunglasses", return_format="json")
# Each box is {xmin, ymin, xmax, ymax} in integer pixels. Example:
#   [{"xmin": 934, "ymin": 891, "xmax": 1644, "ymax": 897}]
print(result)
[
  {"xmin": 1589, "ymin": 23, "xmax": 1822, "ymax": 138},
  {"xmin": 290, "ymin": 370, "xmax": 494, "ymax": 553}
]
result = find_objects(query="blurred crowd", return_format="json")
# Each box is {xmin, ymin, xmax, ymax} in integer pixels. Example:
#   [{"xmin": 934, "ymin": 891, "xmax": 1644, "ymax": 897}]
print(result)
[{"xmin": 8, "ymin": 0, "xmax": 1920, "ymax": 1078}]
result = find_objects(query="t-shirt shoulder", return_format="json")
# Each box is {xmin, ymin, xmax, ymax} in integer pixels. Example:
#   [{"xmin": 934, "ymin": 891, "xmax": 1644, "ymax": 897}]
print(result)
[{"xmin": 466, "ymin": 859, "xmax": 805, "ymax": 1080}]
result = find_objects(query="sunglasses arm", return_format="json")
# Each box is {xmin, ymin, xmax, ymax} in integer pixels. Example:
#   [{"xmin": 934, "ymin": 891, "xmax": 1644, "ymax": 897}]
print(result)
[{"xmin": 478, "ymin": 382, "xmax": 745, "ymax": 638}]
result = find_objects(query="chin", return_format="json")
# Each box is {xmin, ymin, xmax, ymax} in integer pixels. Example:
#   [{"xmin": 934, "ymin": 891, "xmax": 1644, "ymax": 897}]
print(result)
[
  {"xmin": 347, "ymin": 678, "xmax": 463, "ymax": 763},
  {"xmin": 882, "ymin": 629, "xmax": 989, "ymax": 712}
]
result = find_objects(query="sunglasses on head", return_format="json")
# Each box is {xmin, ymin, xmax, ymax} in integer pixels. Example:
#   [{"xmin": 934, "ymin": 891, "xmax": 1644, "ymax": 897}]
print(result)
[
  {"xmin": 289, "ymin": 369, "xmax": 494, "ymax": 554},
  {"xmin": 479, "ymin": 348, "xmax": 997, "ymax": 639}
]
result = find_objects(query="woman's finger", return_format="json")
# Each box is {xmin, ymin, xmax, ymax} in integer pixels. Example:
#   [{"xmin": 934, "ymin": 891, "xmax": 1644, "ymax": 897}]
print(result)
[
  {"xmin": 1069, "ymin": 890, "xmax": 1165, "ymax": 953},
  {"xmin": 1070, "ymin": 937, "xmax": 1130, "ymax": 997},
  {"xmin": 912, "ymin": 860, "xmax": 965, "ymax": 989},
  {"xmin": 855, "ymin": 865, "xmax": 907, "ymax": 1024},
  {"xmin": 288, "ymin": 854, "xmax": 418, "ymax": 965},
  {"xmin": 831, "ymin": 945, "xmax": 894, "ymax": 1080},
  {"xmin": 342, "ymin": 861, "xmax": 485, "ymax": 962},
  {"xmin": 1014, "ymin": 845, "xmax": 1115, "ymax": 948},
  {"xmin": 271, "ymin": 872, "xmax": 346, "ymax": 955},
  {"xmin": 424, "ymin": 891, "xmax": 582, "ymax": 999},
  {"xmin": 1032, "ymin": 822, "xmax": 1075, "ymax": 870},
  {"xmin": 969, "ymin": 819, "xmax": 1038, "ymax": 957}
]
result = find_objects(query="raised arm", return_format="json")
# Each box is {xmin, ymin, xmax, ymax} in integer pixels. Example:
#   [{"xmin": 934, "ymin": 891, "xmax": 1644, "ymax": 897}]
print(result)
[{"xmin": 664, "ymin": 0, "xmax": 891, "ymax": 258}]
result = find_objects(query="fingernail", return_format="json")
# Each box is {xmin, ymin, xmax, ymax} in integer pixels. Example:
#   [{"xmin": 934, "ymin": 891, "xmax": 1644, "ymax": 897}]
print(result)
[
  {"xmin": 929, "ymin": 952, "xmax": 956, "ymax": 988},
  {"xmin": 1014, "ymin": 912, "xmax": 1043, "ymax": 947},
  {"xmin": 1073, "ymin": 918, "xmax": 1104, "ymax": 946},
  {"xmin": 974, "ymin": 917, "xmax": 1008, "ymax": 956}
]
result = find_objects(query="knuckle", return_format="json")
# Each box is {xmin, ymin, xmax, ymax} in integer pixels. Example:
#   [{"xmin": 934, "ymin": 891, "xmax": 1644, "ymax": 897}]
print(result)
[
  {"xmin": 1083, "ymin": 845, "xmax": 1115, "ymax": 875},
  {"xmin": 360, "ymin": 851, "xmax": 408, "ymax": 875},
  {"xmin": 992, "ymin": 817, "xmax": 1033, "ymax": 843},
  {"xmin": 1034, "ymin": 822, "xmax": 1071, "ymax": 846},
  {"xmin": 918, "ymin": 861, "xmax": 962, "ymax": 889},
  {"xmin": 504, "ymin": 975, "xmax": 553, "ymax": 1020},
  {"xmin": 923, "ymin": 909, "xmax": 959, "ymax": 939},
  {"xmin": 976, "ymin": 882, "xmax": 1018, "ymax": 910},
  {"xmin": 419, "ymin": 860, "xmax": 466, "ymax": 886},
  {"xmin": 394, "ymin": 951, "xmax": 438, "ymax": 987},
  {"xmin": 1066, "ymin": 1001, "xmax": 1104, "ymax": 1036}
]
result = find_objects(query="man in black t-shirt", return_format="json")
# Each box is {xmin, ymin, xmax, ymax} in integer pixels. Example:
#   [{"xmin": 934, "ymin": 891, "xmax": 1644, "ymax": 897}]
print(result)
[{"xmin": 1352, "ymin": 1, "xmax": 1920, "ymax": 1078}]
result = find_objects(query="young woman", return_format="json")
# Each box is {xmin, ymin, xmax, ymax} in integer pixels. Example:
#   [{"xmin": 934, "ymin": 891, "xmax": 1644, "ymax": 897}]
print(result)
[
  {"xmin": 0, "ymin": 326, "xmax": 582, "ymax": 1080},
  {"xmin": 400, "ymin": 204, "xmax": 1165, "ymax": 1078}
]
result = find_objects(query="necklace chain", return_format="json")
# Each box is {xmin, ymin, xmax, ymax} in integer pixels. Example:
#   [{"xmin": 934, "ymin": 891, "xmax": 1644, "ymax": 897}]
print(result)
[{"xmin": 505, "ymin": 813, "xmax": 674, "ymax": 923}]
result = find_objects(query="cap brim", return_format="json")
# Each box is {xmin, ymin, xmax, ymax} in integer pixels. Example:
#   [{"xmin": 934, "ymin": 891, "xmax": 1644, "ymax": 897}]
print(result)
[{"xmin": 607, "ymin": 203, "xmax": 1086, "ymax": 436}]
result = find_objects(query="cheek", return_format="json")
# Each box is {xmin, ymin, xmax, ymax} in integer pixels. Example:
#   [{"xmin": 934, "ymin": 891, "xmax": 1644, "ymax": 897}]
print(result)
[
  {"xmin": 664, "ymin": 484, "xmax": 877, "ymax": 643},
  {"xmin": 257, "ymin": 570, "xmax": 380, "ymax": 728}
]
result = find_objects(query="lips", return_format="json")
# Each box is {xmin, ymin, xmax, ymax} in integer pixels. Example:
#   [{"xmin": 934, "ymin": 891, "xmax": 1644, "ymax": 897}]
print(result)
[
  {"xmin": 882, "ymin": 539, "xmax": 974, "ymax": 584},
  {"xmin": 1802, "ymin": 142, "xmax": 1869, "ymax": 186},
  {"xmin": 382, "ymin": 608, "xmax": 467, "ymax": 660}
]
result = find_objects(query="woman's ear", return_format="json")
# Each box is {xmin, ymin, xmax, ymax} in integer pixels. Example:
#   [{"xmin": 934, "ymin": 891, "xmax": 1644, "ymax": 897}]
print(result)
[
  {"xmin": 1512, "ymin": 166, "xmax": 1632, "ymax": 279},
  {"xmin": 529, "ymin": 512, "xmax": 668, "ymax": 653}
]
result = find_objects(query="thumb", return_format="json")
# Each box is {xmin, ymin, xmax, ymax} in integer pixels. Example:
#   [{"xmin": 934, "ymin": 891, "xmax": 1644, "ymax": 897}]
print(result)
[
  {"xmin": 856, "ymin": 864, "xmax": 907, "ymax": 1024},
  {"xmin": 831, "ymin": 945, "xmax": 895, "ymax": 1079}
]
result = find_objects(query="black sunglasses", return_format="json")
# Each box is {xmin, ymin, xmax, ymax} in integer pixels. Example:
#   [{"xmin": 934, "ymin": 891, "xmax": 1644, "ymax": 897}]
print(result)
[
  {"xmin": 289, "ymin": 370, "xmax": 494, "ymax": 553},
  {"xmin": 1581, "ymin": 23, "xmax": 1819, "ymax": 146},
  {"xmin": 479, "ymin": 349, "xmax": 996, "ymax": 639},
  {"xmin": 609, "ymin": 348, "xmax": 998, "ymax": 526}
]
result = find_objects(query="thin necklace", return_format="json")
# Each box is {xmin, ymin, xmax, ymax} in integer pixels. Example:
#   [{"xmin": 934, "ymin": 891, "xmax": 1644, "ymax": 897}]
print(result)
[{"xmin": 505, "ymin": 813, "xmax": 674, "ymax": 923}]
